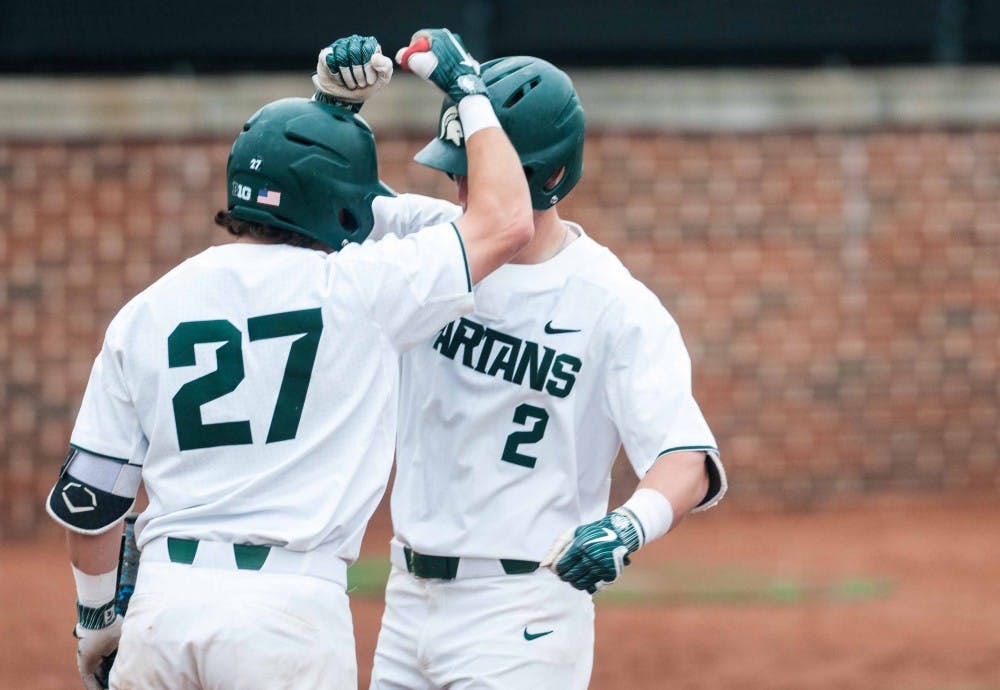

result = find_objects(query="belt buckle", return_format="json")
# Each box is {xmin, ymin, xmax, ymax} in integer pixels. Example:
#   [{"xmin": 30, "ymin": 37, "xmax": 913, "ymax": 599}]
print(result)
[{"xmin": 407, "ymin": 549, "xmax": 458, "ymax": 580}]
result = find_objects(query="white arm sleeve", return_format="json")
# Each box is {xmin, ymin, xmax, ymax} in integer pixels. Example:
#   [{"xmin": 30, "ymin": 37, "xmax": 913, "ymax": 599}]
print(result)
[{"xmin": 369, "ymin": 194, "xmax": 462, "ymax": 242}]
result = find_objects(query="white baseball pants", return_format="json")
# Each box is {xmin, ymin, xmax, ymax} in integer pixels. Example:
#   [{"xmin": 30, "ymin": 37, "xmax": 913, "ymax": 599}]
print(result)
[
  {"xmin": 110, "ymin": 561, "xmax": 357, "ymax": 689},
  {"xmin": 370, "ymin": 566, "xmax": 594, "ymax": 689}
]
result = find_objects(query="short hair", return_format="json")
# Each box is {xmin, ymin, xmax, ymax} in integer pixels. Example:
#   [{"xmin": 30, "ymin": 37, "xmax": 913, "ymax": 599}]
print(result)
[{"xmin": 214, "ymin": 210, "xmax": 323, "ymax": 249}]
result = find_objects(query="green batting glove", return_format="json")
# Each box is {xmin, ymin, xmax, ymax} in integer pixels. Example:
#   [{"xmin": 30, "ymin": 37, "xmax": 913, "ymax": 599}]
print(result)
[
  {"xmin": 394, "ymin": 28, "xmax": 488, "ymax": 102},
  {"xmin": 312, "ymin": 34, "xmax": 393, "ymax": 112},
  {"xmin": 542, "ymin": 509, "xmax": 645, "ymax": 593}
]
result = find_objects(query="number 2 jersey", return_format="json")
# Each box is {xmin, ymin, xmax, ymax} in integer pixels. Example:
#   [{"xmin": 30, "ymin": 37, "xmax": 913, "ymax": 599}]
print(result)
[
  {"xmin": 51, "ymin": 224, "xmax": 473, "ymax": 564},
  {"xmin": 372, "ymin": 194, "xmax": 727, "ymax": 562}
]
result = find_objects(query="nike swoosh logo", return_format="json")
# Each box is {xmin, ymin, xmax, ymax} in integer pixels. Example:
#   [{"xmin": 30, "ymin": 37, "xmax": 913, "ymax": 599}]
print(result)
[
  {"xmin": 581, "ymin": 528, "xmax": 618, "ymax": 548},
  {"xmin": 544, "ymin": 321, "xmax": 581, "ymax": 335},
  {"xmin": 447, "ymin": 33, "xmax": 480, "ymax": 70},
  {"xmin": 523, "ymin": 627, "xmax": 554, "ymax": 641}
]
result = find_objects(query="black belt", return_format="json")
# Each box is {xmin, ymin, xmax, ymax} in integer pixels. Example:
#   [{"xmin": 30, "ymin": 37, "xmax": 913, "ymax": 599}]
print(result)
[{"xmin": 402, "ymin": 546, "xmax": 539, "ymax": 580}]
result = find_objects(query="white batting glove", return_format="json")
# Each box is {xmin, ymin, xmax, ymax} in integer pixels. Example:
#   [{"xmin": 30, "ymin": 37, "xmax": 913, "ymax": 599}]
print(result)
[
  {"xmin": 75, "ymin": 604, "xmax": 122, "ymax": 690},
  {"xmin": 312, "ymin": 34, "xmax": 393, "ymax": 112}
]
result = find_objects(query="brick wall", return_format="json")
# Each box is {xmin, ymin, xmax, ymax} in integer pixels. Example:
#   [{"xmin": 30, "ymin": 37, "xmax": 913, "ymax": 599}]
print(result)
[{"xmin": 2, "ymin": 127, "xmax": 998, "ymax": 535}]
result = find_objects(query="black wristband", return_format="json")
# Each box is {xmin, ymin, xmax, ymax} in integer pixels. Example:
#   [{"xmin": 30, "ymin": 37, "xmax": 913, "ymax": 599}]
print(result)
[{"xmin": 77, "ymin": 600, "xmax": 117, "ymax": 630}]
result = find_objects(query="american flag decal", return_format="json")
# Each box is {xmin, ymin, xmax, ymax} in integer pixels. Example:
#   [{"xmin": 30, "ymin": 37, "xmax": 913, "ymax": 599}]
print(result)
[{"xmin": 257, "ymin": 188, "xmax": 281, "ymax": 207}]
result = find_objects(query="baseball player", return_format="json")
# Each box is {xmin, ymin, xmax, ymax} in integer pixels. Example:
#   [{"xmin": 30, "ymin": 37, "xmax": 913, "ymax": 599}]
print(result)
[
  {"xmin": 321, "ymin": 48, "xmax": 728, "ymax": 688},
  {"xmin": 45, "ymin": 30, "xmax": 533, "ymax": 690}
]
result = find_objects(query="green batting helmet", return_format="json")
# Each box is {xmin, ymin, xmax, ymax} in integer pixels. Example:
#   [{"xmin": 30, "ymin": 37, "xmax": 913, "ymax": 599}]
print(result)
[
  {"xmin": 414, "ymin": 56, "xmax": 586, "ymax": 210},
  {"xmin": 227, "ymin": 97, "xmax": 394, "ymax": 249}
]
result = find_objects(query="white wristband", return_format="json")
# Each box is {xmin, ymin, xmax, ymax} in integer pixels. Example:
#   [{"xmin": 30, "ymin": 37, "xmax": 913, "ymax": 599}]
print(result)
[
  {"xmin": 620, "ymin": 488, "xmax": 675, "ymax": 546},
  {"xmin": 457, "ymin": 94, "xmax": 501, "ymax": 141},
  {"xmin": 72, "ymin": 564, "xmax": 118, "ymax": 607}
]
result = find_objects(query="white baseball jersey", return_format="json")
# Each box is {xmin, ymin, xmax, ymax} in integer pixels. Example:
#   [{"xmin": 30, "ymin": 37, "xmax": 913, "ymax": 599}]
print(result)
[
  {"xmin": 69, "ymin": 224, "xmax": 473, "ymax": 564},
  {"xmin": 372, "ymin": 194, "xmax": 725, "ymax": 562}
]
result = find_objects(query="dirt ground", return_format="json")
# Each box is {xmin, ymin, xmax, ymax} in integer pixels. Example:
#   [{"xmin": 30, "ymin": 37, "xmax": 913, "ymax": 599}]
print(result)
[{"xmin": 4, "ymin": 497, "xmax": 999, "ymax": 690}]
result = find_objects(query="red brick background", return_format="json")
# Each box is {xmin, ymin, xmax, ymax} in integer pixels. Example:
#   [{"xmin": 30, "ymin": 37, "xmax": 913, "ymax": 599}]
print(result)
[{"xmin": 2, "ymin": 128, "xmax": 998, "ymax": 536}]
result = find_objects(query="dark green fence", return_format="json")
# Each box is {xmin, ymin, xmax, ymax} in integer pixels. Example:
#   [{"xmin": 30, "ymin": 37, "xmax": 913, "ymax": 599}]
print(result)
[{"xmin": 2, "ymin": 0, "xmax": 998, "ymax": 73}]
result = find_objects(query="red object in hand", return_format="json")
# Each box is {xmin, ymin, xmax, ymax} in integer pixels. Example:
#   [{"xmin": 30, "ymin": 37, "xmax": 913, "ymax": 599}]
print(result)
[{"xmin": 397, "ymin": 36, "xmax": 431, "ymax": 70}]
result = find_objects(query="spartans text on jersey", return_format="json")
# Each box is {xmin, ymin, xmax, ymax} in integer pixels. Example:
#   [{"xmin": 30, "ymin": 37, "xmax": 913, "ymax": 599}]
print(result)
[{"xmin": 431, "ymin": 317, "xmax": 582, "ymax": 398}]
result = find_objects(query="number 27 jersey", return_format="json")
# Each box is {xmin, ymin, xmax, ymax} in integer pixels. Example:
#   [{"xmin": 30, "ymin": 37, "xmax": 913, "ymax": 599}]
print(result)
[{"xmin": 67, "ymin": 225, "xmax": 473, "ymax": 562}]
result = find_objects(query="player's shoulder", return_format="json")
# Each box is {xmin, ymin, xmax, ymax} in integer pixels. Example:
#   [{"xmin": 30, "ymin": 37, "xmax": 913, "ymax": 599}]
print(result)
[
  {"xmin": 567, "ymin": 231, "xmax": 675, "ymax": 326},
  {"xmin": 108, "ymin": 244, "xmax": 327, "ymax": 333},
  {"xmin": 105, "ymin": 248, "xmax": 216, "ymax": 333}
]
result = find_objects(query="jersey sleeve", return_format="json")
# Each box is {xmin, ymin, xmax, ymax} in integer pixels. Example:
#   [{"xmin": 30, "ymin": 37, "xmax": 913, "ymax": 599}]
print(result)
[
  {"xmin": 338, "ymin": 222, "xmax": 474, "ymax": 352},
  {"xmin": 605, "ymin": 293, "xmax": 727, "ymax": 510},
  {"xmin": 48, "ymin": 317, "xmax": 148, "ymax": 534},
  {"xmin": 69, "ymin": 319, "xmax": 147, "ymax": 464},
  {"xmin": 368, "ymin": 193, "xmax": 462, "ymax": 242}
]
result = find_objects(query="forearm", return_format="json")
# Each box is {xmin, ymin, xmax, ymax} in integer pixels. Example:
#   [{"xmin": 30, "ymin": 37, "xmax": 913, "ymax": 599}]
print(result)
[
  {"xmin": 463, "ymin": 113, "xmax": 525, "ymax": 222},
  {"xmin": 634, "ymin": 450, "xmax": 709, "ymax": 532},
  {"xmin": 66, "ymin": 524, "xmax": 125, "ymax": 689},
  {"xmin": 455, "ymin": 98, "xmax": 533, "ymax": 283},
  {"xmin": 609, "ymin": 450, "xmax": 709, "ymax": 549},
  {"xmin": 544, "ymin": 451, "xmax": 713, "ymax": 592},
  {"xmin": 68, "ymin": 522, "xmax": 124, "ymax": 575}
]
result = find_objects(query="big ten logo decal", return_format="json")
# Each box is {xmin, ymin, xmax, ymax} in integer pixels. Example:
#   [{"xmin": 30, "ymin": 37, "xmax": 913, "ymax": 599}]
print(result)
[{"xmin": 232, "ymin": 182, "xmax": 252, "ymax": 200}]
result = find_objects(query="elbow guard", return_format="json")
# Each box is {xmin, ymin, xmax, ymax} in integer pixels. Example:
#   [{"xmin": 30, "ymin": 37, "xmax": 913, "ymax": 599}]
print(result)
[
  {"xmin": 46, "ymin": 447, "xmax": 141, "ymax": 534},
  {"xmin": 694, "ymin": 449, "xmax": 727, "ymax": 512}
]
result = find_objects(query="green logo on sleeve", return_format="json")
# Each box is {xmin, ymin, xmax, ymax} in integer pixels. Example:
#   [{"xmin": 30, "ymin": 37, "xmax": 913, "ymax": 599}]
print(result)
[{"xmin": 523, "ymin": 627, "xmax": 554, "ymax": 641}]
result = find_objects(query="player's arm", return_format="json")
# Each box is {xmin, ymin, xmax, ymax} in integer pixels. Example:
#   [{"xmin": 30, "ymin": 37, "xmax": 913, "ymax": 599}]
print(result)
[
  {"xmin": 49, "ymin": 447, "xmax": 140, "ymax": 690},
  {"xmin": 541, "ymin": 297, "xmax": 726, "ymax": 593},
  {"xmin": 46, "ymin": 327, "xmax": 145, "ymax": 689},
  {"xmin": 318, "ymin": 30, "xmax": 530, "ymax": 352},
  {"xmin": 395, "ymin": 29, "xmax": 533, "ymax": 284},
  {"xmin": 69, "ymin": 527, "xmax": 124, "ymax": 690},
  {"xmin": 636, "ymin": 449, "xmax": 710, "ymax": 530},
  {"xmin": 313, "ymin": 31, "xmax": 530, "ymax": 265},
  {"xmin": 311, "ymin": 37, "xmax": 462, "ymax": 241},
  {"xmin": 540, "ymin": 452, "xmax": 709, "ymax": 595}
]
